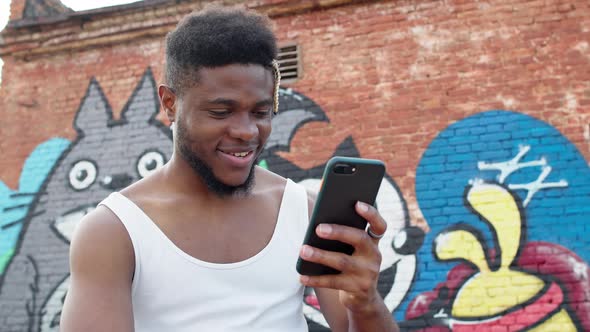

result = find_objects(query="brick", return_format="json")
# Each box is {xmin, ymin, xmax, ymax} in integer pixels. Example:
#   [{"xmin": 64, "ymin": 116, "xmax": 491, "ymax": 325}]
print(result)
[{"xmin": 0, "ymin": 1, "xmax": 590, "ymax": 331}]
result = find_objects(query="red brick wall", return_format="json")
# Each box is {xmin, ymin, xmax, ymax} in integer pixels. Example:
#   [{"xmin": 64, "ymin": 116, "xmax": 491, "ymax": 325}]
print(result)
[
  {"xmin": 8, "ymin": 0, "xmax": 25, "ymax": 20},
  {"xmin": 3, "ymin": 0, "xmax": 589, "ymax": 224},
  {"xmin": 269, "ymin": 0, "xmax": 590, "ymax": 226},
  {"xmin": 0, "ymin": 0, "xmax": 589, "ymax": 330}
]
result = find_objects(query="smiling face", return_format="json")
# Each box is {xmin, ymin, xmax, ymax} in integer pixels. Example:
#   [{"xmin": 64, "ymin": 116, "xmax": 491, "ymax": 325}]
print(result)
[{"xmin": 169, "ymin": 64, "xmax": 274, "ymax": 196}]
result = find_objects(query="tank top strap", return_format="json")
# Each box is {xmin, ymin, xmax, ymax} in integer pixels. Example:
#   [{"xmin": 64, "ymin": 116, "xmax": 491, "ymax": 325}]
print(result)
[
  {"xmin": 98, "ymin": 192, "xmax": 159, "ymax": 292},
  {"xmin": 278, "ymin": 179, "xmax": 310, "ymax": 246},
  {"xmin": 98, "ymin": 192, "xmax": 158, "ymax": 242}
]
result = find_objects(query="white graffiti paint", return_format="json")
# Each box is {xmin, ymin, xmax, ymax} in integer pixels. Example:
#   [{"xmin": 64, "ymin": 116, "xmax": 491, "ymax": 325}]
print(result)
[
  {"xmin": 279, "ymin": 87, "xmax": 303, "ymax": 101},
  {"xmin": 477, "ymin": 145, "xmax": 546, "ymax": 183},
  {"xmin": 477, "ymin": 145, "xmax": 568, "ymax": 206},
  {"xmin": 568, "ymin": 256, "xmax": 589, "ymax": 281},
  {"xmin": 53, "ymin": 207, "xmax": 95, "ymax": 243},
  {"xmin": 40, "ymin": 276, "xmax": 69, "ymax": 332},
  {"xmin": 508, "ymin": 166, "xmax": 568, "ymax": 206}
]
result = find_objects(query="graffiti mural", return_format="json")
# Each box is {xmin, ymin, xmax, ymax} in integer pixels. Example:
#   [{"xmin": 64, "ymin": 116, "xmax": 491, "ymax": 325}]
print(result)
[
  {"xmin": 8, "ymin": 72, "xmax": 588, "ymax": 331},
  {"xmin": 403, "ymin": 110, "xmax": 590, "ymax": 331},
  {"xmin": 0, "ymin": 75, "xmax": 421, "ymax": 331},
  {"xmin": 0, "ymin": 68, "xmax": 173, "ymax": 332},
  {"xmin": 259, "ymin": 89, "xmax": 424, "ymax": 330},
  {"xmin": 0, "ymin": 138, "xmax": 70, "ymax": 274}
]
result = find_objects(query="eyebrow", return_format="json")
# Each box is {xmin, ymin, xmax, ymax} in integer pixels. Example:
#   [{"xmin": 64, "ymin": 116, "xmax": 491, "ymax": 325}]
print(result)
[
  {"xmin": 207, "ymin": 98, "xmax": 236, "ymax": 107},
  {"xmin": 254, "ymin": 99, "xmax": 274, "ymax": 108},
  {"xmin": 207, "ymin": 98, "xmax": 273, "ymax": 108}
]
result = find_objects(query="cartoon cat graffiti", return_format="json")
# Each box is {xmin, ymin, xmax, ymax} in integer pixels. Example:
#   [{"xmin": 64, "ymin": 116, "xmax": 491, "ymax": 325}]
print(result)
[
  {"xmin": 0, "ymin": 138, "xmax": 70, "ymax": 274},
  {"xmin": 0, "ymin": 79, "xmax": 423, "ymax": 332},
  {"xmin": 0, "ymin": 68, "xmax": 173, "ymax": 332}
]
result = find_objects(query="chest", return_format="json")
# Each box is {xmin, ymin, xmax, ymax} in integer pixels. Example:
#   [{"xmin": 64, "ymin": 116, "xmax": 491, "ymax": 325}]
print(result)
[
  {"xmin": 143, "ymin": 196, "xmax": 282, "ymax": 264},
  {"xmin": 130, "ymin": 218, "xmax": 307, "ymax": 332}
]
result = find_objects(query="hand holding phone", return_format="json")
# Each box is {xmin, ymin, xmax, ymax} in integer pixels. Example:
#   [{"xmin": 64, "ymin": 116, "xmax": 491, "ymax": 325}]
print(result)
[{"xmin": 296, "ymin": 156, "xmax": 385, "ymax": 276}]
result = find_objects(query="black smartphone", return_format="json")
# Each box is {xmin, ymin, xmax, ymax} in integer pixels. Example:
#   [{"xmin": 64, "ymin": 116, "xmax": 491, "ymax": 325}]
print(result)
[{"xmin": 296, "ymin": 156, "xmax": 386, "ymax": 276}]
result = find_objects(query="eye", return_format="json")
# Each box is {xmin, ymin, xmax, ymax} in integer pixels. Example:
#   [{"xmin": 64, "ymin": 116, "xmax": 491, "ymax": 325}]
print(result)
[
  {"xmin": 68, "ymin": 160, "xmax": 97, "ymax": 190},
  {"xmin": 137, "ymin": 150, "xmax": 166, "ymax": 178},
  {"xmin": 208, "ymin": 109, "xmax": 231, "ymax": 118},
  {"xmin": 254, "ymin": 109, "xmax": 271, "ymax": 117}
]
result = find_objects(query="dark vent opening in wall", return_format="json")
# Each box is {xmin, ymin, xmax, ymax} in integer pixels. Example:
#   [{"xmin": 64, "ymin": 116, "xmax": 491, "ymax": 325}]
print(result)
[{"xmin": 278, "ymin": 44, "xmax": 299, "ymax": 82}]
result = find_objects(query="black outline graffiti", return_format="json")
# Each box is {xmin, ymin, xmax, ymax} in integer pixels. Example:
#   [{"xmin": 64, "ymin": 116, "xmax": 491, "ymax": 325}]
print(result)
[
  {"xmin": 134, "ymin": 148, "xmax": 168, "ymax": 179},
  {"xmin": 1, "ymin": 211, "xmax": 45, "ymax": 231},
  {"xmin": 24, "ymin": 255, "xmax": 39, "ymax": 332},
  {"xmin": 66, "ymin": 159, "xmax": 99, "ymax": 192}
]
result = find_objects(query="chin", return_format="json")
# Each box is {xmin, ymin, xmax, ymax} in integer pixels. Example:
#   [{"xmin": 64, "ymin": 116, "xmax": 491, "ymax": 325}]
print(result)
[
  {"xmin": 205, "ymin": 164, "xmax": 257, "ymax": 198},
  {"xmin": 218, "ymin": 166, "xmax": 254, "ymax": 184},
  {"xmin": 223, "ymin": 175, "xmax": 250, "ymax": 187}
]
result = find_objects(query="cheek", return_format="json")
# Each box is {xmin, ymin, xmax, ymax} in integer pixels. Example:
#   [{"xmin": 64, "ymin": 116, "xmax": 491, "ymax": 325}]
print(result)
[
  {"xmin": 184, "ymin": 118, "xmax": 222, "ymax": 139},
  {"xmin": 258, "ymin": 120, "xmax": 272, "ymax": 140}
]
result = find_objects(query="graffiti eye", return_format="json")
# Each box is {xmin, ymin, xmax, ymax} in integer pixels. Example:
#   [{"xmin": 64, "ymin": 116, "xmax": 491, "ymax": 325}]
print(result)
[
  {"xmin": 69, "ymin": 160, "xmax": 97, "ymax": 190},
  {"xmin": 137, "ymin": 150, "xmax": 165, "ymax": 178},
  {"xmin": 393, "ymin": 226, "xmax": 425, "ymax": 255}
]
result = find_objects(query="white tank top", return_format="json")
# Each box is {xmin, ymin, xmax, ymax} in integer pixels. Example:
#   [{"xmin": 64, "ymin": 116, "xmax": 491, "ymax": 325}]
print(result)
[{"xmin": 99, "ymin": 179, "xmax": 310, "ymax": 332}]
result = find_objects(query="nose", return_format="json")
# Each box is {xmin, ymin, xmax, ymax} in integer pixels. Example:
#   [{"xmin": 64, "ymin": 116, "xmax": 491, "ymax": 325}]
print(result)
[
  {"xmin": 228, "ymin": 112, "xmax": 258, "ymax": 141},
  {"xmin": 100, "ymin": 173, "xmax": 133, "ymax": 190}
]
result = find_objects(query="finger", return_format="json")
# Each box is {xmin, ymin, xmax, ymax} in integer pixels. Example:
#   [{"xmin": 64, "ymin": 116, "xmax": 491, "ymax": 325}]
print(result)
[
  {"xmin": 300, "ymin": 245, "xmax": 379, "ymax": 275},
  {"xmin": 315, "ymin": 223, "xmax": 372, "ymax": 250},
  {"xmin": 300, "ymin": 273, "xmax": 373, "ymax": 294},
  {"xmin": 300, "ymin": 273, "xmax": 350, "ymax": 292},
  {"xmin": 300, "ymin": 244, "xmax": 356, "ymax": 273},
  {"xmin": 356, "ymin": 201, "xmax": 387, "ymax": 240}
]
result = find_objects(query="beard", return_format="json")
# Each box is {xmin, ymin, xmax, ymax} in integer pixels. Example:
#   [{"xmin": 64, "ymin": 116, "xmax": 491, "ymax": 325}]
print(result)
[{"xmin": 175, "ymin": 120, "xmax": 257, "ymax": 198}]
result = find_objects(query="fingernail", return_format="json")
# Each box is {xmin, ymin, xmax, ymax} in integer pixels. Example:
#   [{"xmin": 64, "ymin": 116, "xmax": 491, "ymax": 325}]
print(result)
[
  {"xmin": 301, "ymin": 246, "xmax": 313, "ymax": 258},
  {"xmin": 318, "ymin": 224, "xmax": 332, "ymax": 235},
  {"xmin": 357, "ymin": 201, "xmax": 369, "ymax": 212},
  {"xmin": 300, "ymin": 275, "xmax": 310, "ymax": 284}
]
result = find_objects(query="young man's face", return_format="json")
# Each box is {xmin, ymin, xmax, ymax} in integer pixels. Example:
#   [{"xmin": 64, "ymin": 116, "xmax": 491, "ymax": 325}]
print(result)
[{"xmin": 174, "ymin": 64, "xmax": 274, "ymax": 196}]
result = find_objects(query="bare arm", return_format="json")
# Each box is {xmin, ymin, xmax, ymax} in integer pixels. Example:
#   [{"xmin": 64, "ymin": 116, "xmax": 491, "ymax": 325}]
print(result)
[
  {"xmin": 316, "ymin": 286, "xmax": 398, "ymax": 332},
  {"xmin": 60, "ymin": 206, "xmax": 135, "ymax": 332},
  {"xmin": 303, "ymin": 195, "xmax": 399, "ymax": 332}
]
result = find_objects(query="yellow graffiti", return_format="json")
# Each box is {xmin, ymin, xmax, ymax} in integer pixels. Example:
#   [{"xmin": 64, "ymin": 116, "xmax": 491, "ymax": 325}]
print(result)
[{"xmin": 435, "ymin": 182, "xmax": 576, "ymax": 330}]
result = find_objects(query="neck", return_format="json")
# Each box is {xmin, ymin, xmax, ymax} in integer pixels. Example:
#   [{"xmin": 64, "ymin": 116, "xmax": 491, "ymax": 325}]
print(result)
[
  {"xmin": 163, "ymin": 152, "xmax": 220, "ymax": 200},
  {"xmin": 162, "ymin": 152, "xmax": 256, "ymax": 203}
]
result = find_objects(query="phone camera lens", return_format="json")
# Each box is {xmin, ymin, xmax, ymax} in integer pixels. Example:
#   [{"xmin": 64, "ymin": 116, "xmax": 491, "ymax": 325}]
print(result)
[{"xmin": 333, "ymin": 163, "xmax": 355, "ymax": 174}]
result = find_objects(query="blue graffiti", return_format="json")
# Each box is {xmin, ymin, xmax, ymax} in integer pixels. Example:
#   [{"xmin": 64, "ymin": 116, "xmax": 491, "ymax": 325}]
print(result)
[
  {"xmin": 0, "ymin": 138, "xmax": 70, "ymax": 272},
  {"xmin": 398, "ymin": 110, "xmax": 590, "ymax": 320}
]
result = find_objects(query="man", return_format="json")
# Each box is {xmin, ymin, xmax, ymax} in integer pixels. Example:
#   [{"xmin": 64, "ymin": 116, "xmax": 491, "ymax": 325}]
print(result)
[{"xmin": 61, "ymin": 7, "xmax": 399, "ymax": 332}]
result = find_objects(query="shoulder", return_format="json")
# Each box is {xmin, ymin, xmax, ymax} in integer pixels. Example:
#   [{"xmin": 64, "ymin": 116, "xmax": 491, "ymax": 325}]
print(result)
[
  {"xmin": 61, "ymin": 205, "xmax": 135, "ymax": 331},
  {"xmin": 253, "ymin": 166, "xmax": 308, "ymax": 201},
  {"xmin": 119, "ymin": 168, "xmax": 172, "ymax": 209},
  {"xmin": 70, "ymin": 205, "xmax": 134, "ymax": 281},
  {"xmin": 253, "ymin": 166, "xmax": 288, "ymax": 196},
  {"xmin": 73, "ymin": 205, "xmax": 131, "ymax": 250},
  {"xmin": 254, "ymin": 166, "xmax": 316, "ymax": 217},
  {"xmin": 119, "ymin": 169, "xmax": 161, "ymax": 201}
]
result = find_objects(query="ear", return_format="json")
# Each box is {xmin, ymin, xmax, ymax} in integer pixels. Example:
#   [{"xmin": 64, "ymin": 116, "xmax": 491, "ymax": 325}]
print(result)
[
  {"xmin": 120, "ymin": 67, "xmax": 159, "ymax": 124},
  {"xmin": 73, "ymin": 77, "xmax": 113, "ymax": 134},
  {"xmin": 158, "ymin": 84, "xmax": 178, "ymax": 123}
]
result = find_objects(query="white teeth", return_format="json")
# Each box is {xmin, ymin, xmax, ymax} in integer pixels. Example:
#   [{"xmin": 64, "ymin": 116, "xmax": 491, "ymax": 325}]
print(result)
[{"xmin": 231, "ymin": 152, "xmax": 249, "ymax": 157}]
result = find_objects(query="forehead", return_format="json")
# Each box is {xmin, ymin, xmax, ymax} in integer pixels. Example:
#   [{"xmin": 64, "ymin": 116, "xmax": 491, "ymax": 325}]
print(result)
[{"xmin": 185, "ymin": 64, "xmax": 274, "ymax": 102}]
